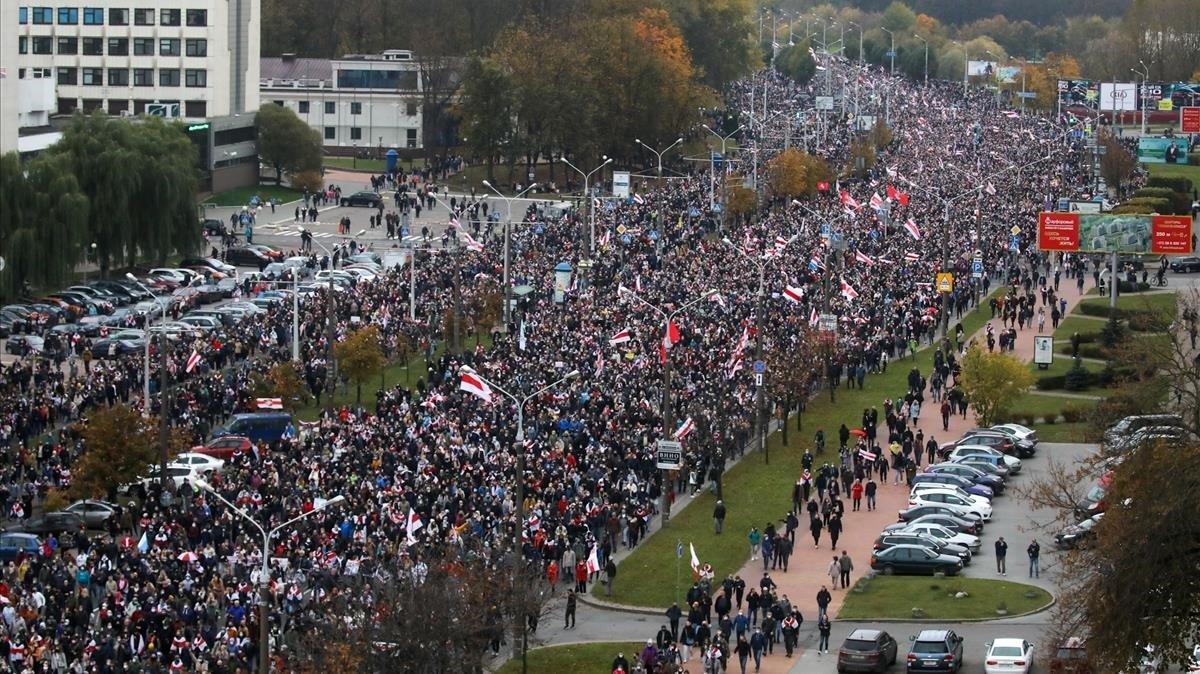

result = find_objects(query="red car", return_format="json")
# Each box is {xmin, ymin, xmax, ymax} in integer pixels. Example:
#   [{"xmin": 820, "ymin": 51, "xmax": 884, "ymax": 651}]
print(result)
[{"xmin": 192, "ymin": 435, "xmax": 253, "ymax": 460}]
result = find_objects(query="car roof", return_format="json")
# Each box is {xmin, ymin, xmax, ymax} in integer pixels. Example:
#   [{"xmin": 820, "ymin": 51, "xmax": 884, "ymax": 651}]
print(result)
[
  {"xmin": 847, "ymin": 628, "xmax": 885, "ymax": 640},
  {"xmin": 991, "ymin": 638, "xmax": 1026, "ymax": 647},
  {"xmin": 915, "ymin": 629, "xmax": 952, "ymax": 640},
  {"xmin": 1, "ymin": 532, "xmax": 39, "ymax": 541}
]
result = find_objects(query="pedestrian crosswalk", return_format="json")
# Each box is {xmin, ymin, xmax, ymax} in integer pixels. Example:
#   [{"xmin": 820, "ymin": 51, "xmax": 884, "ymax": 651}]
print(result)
[{"xmin": 274, "ymin": 228, "xmax": 333, "ymax": 238}]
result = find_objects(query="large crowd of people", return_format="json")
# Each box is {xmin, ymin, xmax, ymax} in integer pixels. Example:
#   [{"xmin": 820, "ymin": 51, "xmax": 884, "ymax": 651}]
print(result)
[{"xmin": 0, "ymin": 48, "xmax": 1101, "ymax": 673}]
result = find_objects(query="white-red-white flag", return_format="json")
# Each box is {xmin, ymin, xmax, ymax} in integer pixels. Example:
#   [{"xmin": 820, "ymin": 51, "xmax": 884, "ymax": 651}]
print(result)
[
  {"xmin": 609, "ymin": 328, "xmax": 632, "ymax": 345},
  {"xmin": 854, "ymin": 250, "xmax": 875, "ymax": 266},
  {"xmin": 459, "ymin": 367, "xmax": 493, "ymax": 402},
  {"xmin": 185, "ymin": 350, "xmax": 202, "ymax": 373},
  {"xmin": 904, "ymin": 218, "xmax": 922, "ymax": 240},
  {"xmin": 586, "ymin": 546, "xmax": 601, "ymax": 574},
  {"xmin": 840, "ymin": 278, "xmax": 860, "ymax": 301},
  {"xmin": 405, "ymin": 510, "xmax": 423, "ymax": 546},
  {"xmin": 868, "ymin": 192, "xmax": 884, "ymax": 210},
  {"xmin": 783, "ymin": 286, "xmax": 804, "ymax": 303},
  {"xmin": 839, "ymin": 191, "xmax": 861, "ymax": 211},
  {"xmin": 633, "ymin": 193, "xmax": 645, "ymax": 205},
  {"xmin": 461, "ymin": 232, "xmax": 484, "ymax": 252},
  {"xmin": 674, "ymin": 417, "xmax": 696, "ymax": 440},
  {"xmin": 256, "ymin": 398, "xmax": 283, "ymax": 410},
  {"xmin": 809, "ymin": 306, "xmax": 820, "ymax": 326},
  {"xmin": 659, "ymin": 320, "xmax": 681, "ymax": 363},
  {"xmin": 904, "ymin": 251, "xmax": 921, "ymax": 262}
]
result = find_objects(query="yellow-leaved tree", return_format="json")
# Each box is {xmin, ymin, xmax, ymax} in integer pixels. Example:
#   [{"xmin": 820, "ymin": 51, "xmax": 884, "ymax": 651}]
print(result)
[{"xmin": 958, "ymin": 343, "xmax": 1035, "ymax": 425}]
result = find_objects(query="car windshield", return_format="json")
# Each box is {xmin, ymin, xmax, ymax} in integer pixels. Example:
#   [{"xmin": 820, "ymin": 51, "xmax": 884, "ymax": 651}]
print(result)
[
  {"xmin": 844, "ymin": 639, "xmax": 878, "ymax": 651},
  {"xmin": 992, "ymin": 646, "xmax": 1023, "ymax": 656},
  {"xmin": 912, "ymin": 640, "xmax": 948, "ymax": 654}
]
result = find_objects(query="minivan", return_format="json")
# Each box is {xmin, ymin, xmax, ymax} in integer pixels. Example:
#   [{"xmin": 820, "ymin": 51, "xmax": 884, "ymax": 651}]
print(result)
[
  {"xmin": 0, "ymin": 533, "xmax": 40, "ymax": 561},
  {"xmin": 212, "ymin": 412, "xmax": 294, "ymax": 444}
]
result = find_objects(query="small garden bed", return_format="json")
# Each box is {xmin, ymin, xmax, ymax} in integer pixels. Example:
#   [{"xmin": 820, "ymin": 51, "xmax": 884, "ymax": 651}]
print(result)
[{"xmin": 838, "ymin": 577, "xmax": 1052, "ymax": 621}]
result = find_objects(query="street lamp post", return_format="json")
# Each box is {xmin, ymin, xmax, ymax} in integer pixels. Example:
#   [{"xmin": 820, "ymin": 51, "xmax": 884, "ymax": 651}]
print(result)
[
  {"xmin": 194, "ymin": 477, "xmax": 345, "ymax": 674},
  {"xmin": 880, "ymin": 27, "xmax": 895, "ymax": 76},
  {"xmin": 482, "ymin": 180, "xmax": 540, "ymax": 331},
  {"xmin": 304, "ymin": 230, "xmax": 364, "ymax": 401},
  {"xmin": 618, "ymin": 285, "xmax": 717, "ymax": 527},
  {"xmin": 560, "ymin": 157, "xmax": 612, "ymax": 255},
  {"xmin": 701, "ymin": 124, "xmax": 745, "ymax": 211},
  {"xmin": 635, "ymin": 137, "xmax": 684, "ymax": 178},
  {"xmin": 723, "ymin": 236, "xmax": 796, "ymax": 465},
  {"xmin": 1132, "ymin": 61, "xmax": 1150, "ymax": 136},
  {"xmin": 848, "ymin": 21, "xmax": 863, "ymax": 65},
  {"xmin": 913, "ymin": 34, "xmax": 929, "ymax": 86}
]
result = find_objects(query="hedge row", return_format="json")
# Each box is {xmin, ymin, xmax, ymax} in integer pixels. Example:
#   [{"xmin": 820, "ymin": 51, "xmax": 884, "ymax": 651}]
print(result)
[{"xmin": 1147, "ymin": 175, "xmax": 1194, "ymax": 194}]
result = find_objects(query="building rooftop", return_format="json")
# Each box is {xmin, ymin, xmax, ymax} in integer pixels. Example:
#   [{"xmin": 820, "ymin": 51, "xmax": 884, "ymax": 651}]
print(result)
[{"xmin": 259, "ymin": 55, "xmax": 332, "ymax": 85}]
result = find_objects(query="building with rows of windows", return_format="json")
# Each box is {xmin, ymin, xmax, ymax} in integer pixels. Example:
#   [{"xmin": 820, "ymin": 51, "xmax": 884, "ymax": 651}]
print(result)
[
  {"xmin": 259, "ymin": 50, "xmax": 425, "ymax": 154},
  {"xmin": 4, "ymin": 0, "xmax": 261, "ymax": 190}
]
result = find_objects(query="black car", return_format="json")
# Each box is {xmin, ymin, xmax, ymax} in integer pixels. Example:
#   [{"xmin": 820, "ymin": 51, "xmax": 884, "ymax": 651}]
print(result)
[
  {"xmin": 906, "ymin": 629, "xmax": 964, "ymax": 673},
  {"xmin": 340, "ymin": 190, "xmax": 383, "ymax": 207},
  {"xmin": 5, "ymin": 511, "xmax": 87, "ymax": 537},
  {"xmin": 838, "ymin": 628, "xmax": 899, "ymax": 673},
  {"xmin": 898, "ymin": 504, "xmax": 984, "ymax": 531},
  {"xmin": 870, "ymin": 545, "xmax": 963, "ymax": 576},
  {"xmin": 224, "ymin": 247, "xmax": 271, "ymax": 270},
  {"xmin": 874, "ymin": 533, "xmax": 971, "ymax": 564},
  {"xmin": 926, "ymin": 462, "xmax": 1005, "ymax": 493},
  {"xmin": 1055, "ymin": 513, "xmax": 1103, "ymax": 549},
  {"xmin": 201, "ymin": 218, "xmax": 227, "ymax": 236},
  {"xmin": 1169, "ymin": 256, "xmax": 1200, "ymax": 273},
  {"xmin": 0, "ymin": 309, "xmax": 29, "ymax": 335}
]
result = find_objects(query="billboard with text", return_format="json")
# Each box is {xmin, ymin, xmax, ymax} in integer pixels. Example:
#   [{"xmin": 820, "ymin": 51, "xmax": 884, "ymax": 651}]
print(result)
[
  {"xmin": 1037, "ymin": 212, "xmax": 1192, "ymax": 254},
  {"xmin": 1138, "ymin": 136, "xmax": 1191, "ymax": 164}
]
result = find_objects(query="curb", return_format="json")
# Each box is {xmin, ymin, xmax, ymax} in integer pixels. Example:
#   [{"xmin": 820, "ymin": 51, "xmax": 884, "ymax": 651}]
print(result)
[
  {"xmin": 576, "ymin": 593, "xmax": 665, "ymax": 616},
  {"xmin": 834, "ymin": 593, "xmax": 1056, "ymax": 624}
]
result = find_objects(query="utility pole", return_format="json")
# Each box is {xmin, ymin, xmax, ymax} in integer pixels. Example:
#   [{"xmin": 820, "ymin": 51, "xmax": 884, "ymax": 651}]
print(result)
[{"xmin": 158, "ymin": 334, "xmax": 170, "ymax": 488}]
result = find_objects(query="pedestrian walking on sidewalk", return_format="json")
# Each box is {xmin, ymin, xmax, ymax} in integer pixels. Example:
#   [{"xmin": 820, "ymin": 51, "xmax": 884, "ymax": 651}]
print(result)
[
  {"xmin": 838, "ymin": 551, "xmax": 854, "ymax": 589},
  {"xmin": 1027, "ymin": 540, "xmax": 1040, "ymax": 578},
  {"xmin": 810, "ymin": 516, "xmax": 824, "ymax": 549},
  {"xmin": 817, "ymin": 613, "xmax": 832, "ymax": 654},
  {"xmin": 816, "ymin": 586, "xmax": 831, "ymax": 618},
  {"xmin": 748, "ymin": 527, "xmax": 761, "ymax": 560},
  {"xmin": 995, "ymin": 537, "xmax": 1008, "ymax": 575},
  {"xmin": 564, "ymin": 590, "xmax": 577, "ymax": 629},
  {"xmin": 827, "ymin": 556, "xmax": 840, "ymax": 588}
]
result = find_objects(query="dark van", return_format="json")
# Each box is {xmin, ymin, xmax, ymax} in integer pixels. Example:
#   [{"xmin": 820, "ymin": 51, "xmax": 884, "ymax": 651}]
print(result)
[{"xmin": 211, "ymin": 412, "xmax": 293, "ymax": 444}]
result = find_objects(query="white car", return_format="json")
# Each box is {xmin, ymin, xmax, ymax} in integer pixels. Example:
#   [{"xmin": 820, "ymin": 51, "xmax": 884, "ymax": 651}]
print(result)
[
  {"xmin": 985, "ymin": 638, "xmax": 1033, "ymax": 673},
  {"xmin": 340, "ymin": 267, "xmax": 377, "ymax": 281},
  {"xmin": 911, "ymin": 482, "xmax": 992, "ymax": 508},
  {"xmin": 990, "ymin": 423, "xmax": 1038, "ymax": 446},
  {"xmin": 898, "ymin": 522, "xmax": 982, "ymax": 553},
  {"xmin": 177, "ymin": 315, "xmax": 222, "ymax": 332},
  {"xmin": 947, "ymin": 444, "xmax": 1022, "ymax": 473},
  {"xmin": 118, "ymin": 465, "xmax": 201, "ymax": 496},
  {"xmin": 908, "ymin": 487, "xmax": 993, "ymax": 521},
  {"xmin": 169, "ymin": 452, "xmax": 226, "ymax": 474}
]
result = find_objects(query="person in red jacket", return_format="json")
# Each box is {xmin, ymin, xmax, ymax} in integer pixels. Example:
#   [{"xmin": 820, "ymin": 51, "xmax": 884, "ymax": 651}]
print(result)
[
  {"xmin": 850, "ymin": 479, "xmax": 864, "ymax": 511},
  {"xmin": 575, "ymin": 559, "xmax": 589, "ymax": 593},
  {"xmin": 546, "ymin": 560, "xmax": 559, "ymax": 592}
]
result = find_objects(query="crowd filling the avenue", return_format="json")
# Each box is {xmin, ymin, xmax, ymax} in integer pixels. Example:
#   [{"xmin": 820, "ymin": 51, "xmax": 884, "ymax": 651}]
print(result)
[{"xmin": 0, "ymin": 50, "xmax": 1107, "ymax": 673}]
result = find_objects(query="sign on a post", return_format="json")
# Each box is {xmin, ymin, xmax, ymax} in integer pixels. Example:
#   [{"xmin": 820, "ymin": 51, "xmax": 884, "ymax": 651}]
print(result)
[
  {"xmin": 754, "ymin": 373, "xmax": 763, "ymax": 387},
  {"xmin": 1036, "ymin": 212, "xmax": 1193, "ymax": 254},
  {"xmin": 612, "ymin": 171, "xmax": 631, "ymax": 198},
  {"xmin": 971, "ymin": 257, "xmax": 983, "ymax": 279},
  {"xmin": 1034, "ymin": 335, "xmax": 1054, "ymax": 369},
  {"xmin": 815, "ymin": 96, "xmax": 835, "ymax": 111},
  {"xmin": 818, "ymin": 313, "xmax": 837, "ymax": 333},
  {"xmin": 752, "ymin": 360, "xmax": 765, "ymax": 374},
  {"xmin": 936, "ymin": 272, "xmax": 954, "ymax": 294},
  {"xmin": 656, "ymin": 440, "xmax": 683, "ymax": 470},
  {"xmin": 1182, "ymin": 107, "xmax": 1200, "ymax": 134}
]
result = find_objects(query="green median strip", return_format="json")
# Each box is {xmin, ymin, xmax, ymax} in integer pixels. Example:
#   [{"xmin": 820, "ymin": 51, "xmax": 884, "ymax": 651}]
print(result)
[
  {"xmin": 496, "ymin": 642, "xmax": 644, "ymax": 674},
  {"xmin": 604, "ymin": 291, "xmax": 1001, "ymax": 609},
  {"xmin": 838, "ymin": 577, "xmax": 1052, "ymax": 620}
]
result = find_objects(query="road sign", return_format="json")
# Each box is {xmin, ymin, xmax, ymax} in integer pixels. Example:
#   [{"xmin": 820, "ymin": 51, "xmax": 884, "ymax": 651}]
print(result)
[
  {"xmin": 1017, "ymin": 91, "xmax": 1038, "ymax": 99},
  {"xmin": 1009, "ymin": 234, "xmax": 1021, "ymax": 252},
  {"xmin": 656, "ymin": 440, "xmax": 683, "ymax": 470},
  {"xmin": 613, "ymin": 171, "xmax": 631, "ymax": 198},
  {"xmin": 754, "ymin": 373, "xmax": 764, "ymax": 386},
  {"xmin": 676, "ymin": 541, "xmax": 684, "ymax": 558},
  {"xmin": 936, "ymin": 272, "xmax": 954, "ymax": 293},
  {"xmin": 753, "ymin": 360, "xmax": 765, "ymax": 374},
  {"xmin": 971, "ymin": 258, "xmax": 983, "ymax": 279},
  {"xmin": 818, "ymin": 313, "xmax": 837, "ymax": 333},
  {"xmin": 616, "ymin": 224, "xmax": 627, "ymax": 235},
  {"xmin": 885, "ymin": 50, "xmax": 896, "ymax": 57},
  {"xmin": 815, "ymin": 96, "xmax": 835, "ymax": 111},
  {"xmin": 1010, "ymin": 225, "xmax": 1021, "ymax": 235}
]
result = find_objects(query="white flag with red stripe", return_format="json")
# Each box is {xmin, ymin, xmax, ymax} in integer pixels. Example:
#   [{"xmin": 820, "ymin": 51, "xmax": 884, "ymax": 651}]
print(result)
[
  {"xmin": 809, "ymin": 306, "xmax": 820, "ymax": 326},
  {"xmin": 461, "ymin": 232, "xmax": 484, "ymax": 252},
  {"xmin": 839, "ymin": 190, "xmax": 861, "ymax": 211},
  {"xmin": 854, "ymin": 250, "xmax": 875, "ymax": 266},
  {"xmin": 586, "ymin": 546, "xmax": 601, "ymax": 574},
  {"xmin": 783, "ymin": 286, "xmax": 804, "ymax": 304},
  {"xmin": 659, "ymin": 320, "xmax": 681, "ymax": 363},
  {"xmin": 459, "ymin": 367, "xmax": 493, "ymax": 402},
  {"xmin": 984, "ymin": 181, "xmax": 997, "ymax": 196},
  {"xmin": 609, "ymin": 328, "xmax": 632, "ymax": 345},
  {"xmin": 904, "ymin": 251, "xmax": 921, "ymax": 262},
  {"xmin": 256, "ymin": 398, "xmax": 283, "ymax": 410},
  {"xmin": 633, "ymin": 193, "xmax": 645, "ymax": 205},
  {"xmin": 185, "ymin": 350, "xmax": 202, "ymax": 373},
  {"xmin": 674, "ymin": 417, "xmax": 696, "ymax": 440},
  {"xmin": 903, "ymin": 218, "xmax": 922, "ymax": 240},
  {"xmin": 405, "ymin": 510, "xmax": 423, "ymax": 546},
  {"xmin": 868, "ymin": 192, "xmax": 884, "ymax": 211},
  {"xmin": 840, "ymin": 278, "xmax": 859, "ymax": 301}
]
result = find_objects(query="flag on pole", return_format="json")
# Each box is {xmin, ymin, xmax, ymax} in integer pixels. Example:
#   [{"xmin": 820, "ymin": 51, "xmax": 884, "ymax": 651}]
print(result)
[
  {"xmin": 1002, "ymin": 110, "xmax": 1019, "ymax": 119},
  {"xmin": 137, "ymin": 532, "xmax": 149, "ymax": 554},
  {"xmin": 809, "ymin": 255, "xmax": 825, "ymax": 271},
  {"xmin": 689, "ymin": 542, "xmax": 701, "ymax": 573},
  {"xmin": 185, "ymin": 350, "xmax": 202, "ymax": 373},
  {"xmin": 839, "ymin": 191, "xmax": 861, "ymax": 211},
  {"xmin": 518, "ymin": 320, "xmax": 527, "ymax": 351},
  {"xmin": 859, "ymin": 448, "xmax": 877, "ymax": 462},
  {"xmin": 256, "ymin": 398, "xmax": 283, "ymax": 410},
  {"xmin": 586, "ymin": 546, "xmax": 601, "ymax": 574},
  {"xmin": 897, "ymin": 191, "xmax": 910, "ymax": 206},
  {"xmin": 903, "ymin": 218, "xmax": 922, "ymax": 240},
  {"xmin": 405, "ymin": 510, "xmax": 424, "ymax": 546},
  {"xmin": 659, "ymin": 320, "xmax": 681, "ymax": 363},
  {"xmin": 448, "ymin": 214, "xmax": 460, "ymax": 228},
  {"xmin": 886, "ymin": 184, "xmax": 898, "ymax": 201},
  {"xmin": 609, "ymin": 328, "xmax": 632, "ymax": 345},
  {"xmin": 674, "ymin": 417, "xmax": 696, "ymax": 440},
  {"xmin": 904, "ymin": 251, "xmax": 921, "ymax": 262},
  {"xmin": 840, "ymin": 278, "xmax": 860, "ymax": 301},
  {"xmin": 854, "ymin": 250, "xmax": 875, "ymax": 266},
  {"xmin": 809, "ymin": 306, "xmax": 820, "ymax": 326},
  {"xmin": 773, "ymin": 236, "xmax": 789, "ymax": 254},
  {"xmin": 783, "ymin": 286, "xmax": 804, "ymax": 304},
  {"xmin": 709, "ymin": 293, "xmax": 727, "ymax": 309},
  {"xmin": 633, "ymin": 193, "xmax": 645, "ymax": 205},
  {"xmin": 459, "ymin": 367, "xmax": 493, "ymax": 402},
  {"xmin": 462, "ymin": 232, "xmax": 484, "ymax": 252},
  {"xmin": 869, "ymin": 192, "xmax": 884, "ymax": 210},
  {"xmin": 984, "ymin": 181, "xmax": 997, "ymax": 196}
]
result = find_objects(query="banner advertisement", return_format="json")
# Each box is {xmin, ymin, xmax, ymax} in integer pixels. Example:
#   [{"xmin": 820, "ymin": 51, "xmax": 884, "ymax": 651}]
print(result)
[
  {"xmin": 1138, "ymin": 136, "xmax": 1190, "ymax": 164},
  {"xmin": 967, "ymin": 60, "xmax": 996, "ymax": 77},
  {"xmin": 1099, "ymin": 82, "xmax": 1138, "ymax": 112},
  {"xmin": 1037, "ymin": 212, "xmax": 1193, "ymax": 254},
  {"xmin": 1058, "ymin": 80, "xmax": 1200, "ymax": 111},
  {"xmin": 612, "ymin": 171, "xmax": 631, "ymax": 198},
  {"xmin": 995, "ymin": 66, "xmax": 1022, "ymax": 84},
  {"xmin": 1182, "ymin": 107, "xmax": 1200, "ymax": 133}
]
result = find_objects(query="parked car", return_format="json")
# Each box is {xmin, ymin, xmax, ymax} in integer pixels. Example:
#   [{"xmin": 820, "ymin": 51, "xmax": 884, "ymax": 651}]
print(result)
[
  {"xmin": 248, "ymin": 244, "xmax": 285, "ymax": 261},
  {"xmin": 898, "ymin": 505, "xmax": 984, "ymax": 531},
  {"xmin": 893, "ymin": 522, "xmax": 981, "ymax": 553},
  {"xmin": 924, "ymin": 463, "xmax": 1005, "ymax": 493},
  {"xmin": 6, "ymin": 335, "xmax": 45, "ymax": 356},
  {"xmin": 182, "ymin": 257, "xmax": 237, "ymax": 275},
  {"xmin": 224, "ymin": 247, "xmax": 272, "ymax": 270},
  {"xmin": 201, "ymin": 218, "xmax": 226, "ymax": 236},
  {"xmin": 169, "ymin": 452, "xmax": 226, "ymax": 474},
  {"xmin": 1048, "ymin": 637, "xmax": 1091, "ymax": 673},
  {"xmin": 211, "ymin": 412, "xmax": 294, "ymax": 444},
  {"xmin": 340, "ymin": 190, "xmax": 383, "ymax": 207},
  {"xmin": 1103, "ymin": 414, "xmax": 1183, "ymax": 448},
  {"xmin": 907, "ymin": 487, "xmax": 993, "ymax": 521},
  {"xmin": 912, "ymin": 472, "xmax": 994, "ymax": 499},
  {"xmin": 4, "ymin": 511, "xmax": 86, "ymax": 537},
  {"xmin": 1055, "ymin": 513, "xmax": 1103, "ymax": 549},
  {"xmin": 118, "ymin": 465, "xmax": 201, "ymax": 499},
  {"xmin": 1168, "ymin": 255, "xmax": 1200, "ymax": 272},
  {"xmin": 985, "ymin": 638, "xmax": 1033, "ymax": 674},
  {"xmin": 884, "ymin": 512, "xmax": 981, "ymax": 536},
  {"xmin": 1074, "ymin": 472, "xmax": 1113, "ymax": 520},
  {"xmin": 177, "ymin": 315, "xmax": 223, "ymax": 332},
  {"xmin": 64, "ymin": 500, "xmax": 123, "ymax": 528},
  {"xmin": 989, "ymin": 423, "xmax": 1039, "ymax": 447},
  {"xmin": 837, "ymin": 628, "xmax": 899, "ymax": 673},
  {"xmin": 0, "ymin": 533, "xmax": 41, "ymax": 561},
  {"xmin": 874, "ymin": 532, "xmax": 972, "ymax": 564},
  {"xmin": 1104, "ymin": 425, "xmax": 1188, "ymax": 456},
  {"xmin": 871, "ymin": 545, "xmax": 963, "ymax": 576},
  {"xmin": 952, "ymin": 456, "xmax": 1011, "ymax": 479},
  {"xmin": 906, "ymin": 629, "xmax": 964, "ymax": 673},
  {"xmin": 960, "ymin": 430, "xmax": 1035, "ymax": 458},
  {"xmin": 192, "ymin": 435, "xmax": 253, "ymax": 460},
  {"xmin": 945, "ymin": 445, "xmax": 1022, "ymax": 473},
  {"xmin": 90, "ymin": 329, "xmax": 146, "ymax": 358}
]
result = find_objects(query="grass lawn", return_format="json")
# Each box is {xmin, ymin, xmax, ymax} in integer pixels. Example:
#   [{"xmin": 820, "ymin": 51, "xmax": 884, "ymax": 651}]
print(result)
[
  {"xmin": 1147, "ymin": 161, "xmax": 1200, "ymax": 187},
  {"xmin": 1027, "ymin": 421, "xmax": 1090, "ymax": 443},
  {"xmin": 1028, "ymin": 358, "xmax": 1118, "ymax": 396},
  {"xmin": 1006, "ymin": 392, "xmax": 1098, "ymax": 427},
  {"xmin": 496, "ymin": 642, "xmax": 643, "ymax": 674},
  {"xmin": 1053, "ymin": 316, "xmax": 1105, "ymax": 341},
  {"xmin": 604, "ymin": 291, "xmax": 1001, "ymax": 609},
  {"xmin": 838, "ymin": 576, "xmax": 1052, "ymax": 620},
  {"xmin": 1078, "ymin": 292, "xmax": 1176, "ymax": 316},
  {"xmin": 204, "ymin": 184, "xmax": 303, "ymax": 207},
  {"xmin": 323, "ymin": 156, "xmax": 388, "ymax": 172}
]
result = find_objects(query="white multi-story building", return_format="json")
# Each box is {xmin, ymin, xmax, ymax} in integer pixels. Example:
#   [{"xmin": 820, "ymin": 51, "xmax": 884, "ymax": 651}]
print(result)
[
  {"xmin": 14, "ymin": 0, "xmax": 259, "ymax": 120},
  {"xmin": 260, "ymin": 50, "xmax": 424, "ymax": 152},
  {"xmin": 0, "ymin": 1, "xmax": 21, "ymax": 155}
]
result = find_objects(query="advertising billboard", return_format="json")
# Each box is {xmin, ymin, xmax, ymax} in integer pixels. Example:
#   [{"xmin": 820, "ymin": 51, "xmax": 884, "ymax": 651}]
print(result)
[
  {"xmin": 1058, "ymin": 80, "xmax": 1200, "ymax": 111},
  {"xmin": 1138, "ymin": 136, "xmax": 1191, "ymax": 164},
  {"xmin": 1183, "ymin": 107, "xmax": 1200, "ymax": 133},
  {"xmin": 1037, "ymin": 212, "xmax": 1192, "ymax": 254},
  {"xmin": 1099, "ymin": 82, "xmax": 1138, "ymax": 111},
  {"xmin": 612, "ymin": 171, "xmax": 630, "ymax": 198},
  {"xmin": 995, "ymin": 66, "xmax": 1022, "ymax": 84},
  {"xmin": 967, "ymin": 60, "xmax": 996, "ymax": 77}
]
